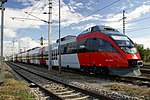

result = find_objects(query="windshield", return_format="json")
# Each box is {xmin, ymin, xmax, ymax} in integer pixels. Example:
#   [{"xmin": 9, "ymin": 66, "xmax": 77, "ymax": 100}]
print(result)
[
  {"xmin": 111, "ymin": 35, "xmax": 134, "ymax": 47},
  {"xmin": 111, "ymin": 35, "xmax": 138, "ymax": 54}
]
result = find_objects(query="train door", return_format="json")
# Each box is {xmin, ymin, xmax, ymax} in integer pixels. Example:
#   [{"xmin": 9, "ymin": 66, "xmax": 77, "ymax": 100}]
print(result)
[
  {"xmin": 90, "ymin": 38, "xmax": 108, "ymax": 67},
  {"xmin": 62, "ymin": 42, "xmax": 80, "ymax": 69},
  {"xmin": 96, "ymin": 38, "xmax": 122, "ymax": 67},
  {"xmin": 78, "ymin": 39, "xmax": 91, "ymax": 67}
]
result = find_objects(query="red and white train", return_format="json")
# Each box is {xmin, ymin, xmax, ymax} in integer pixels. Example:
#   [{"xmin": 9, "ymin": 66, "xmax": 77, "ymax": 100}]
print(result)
[{"xmin": 11, "ymin": 25, "xmax": 143, "ymax": 76}]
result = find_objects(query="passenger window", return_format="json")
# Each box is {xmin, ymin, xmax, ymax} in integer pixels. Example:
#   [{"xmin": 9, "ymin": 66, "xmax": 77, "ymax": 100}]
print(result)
[
  {"xmin": 60, "ymin": 44, "xmax": 66, "ymax": 54},
  {"xmin": 66, "ymin": 42, "xmax": 78, "ymax": 54}
]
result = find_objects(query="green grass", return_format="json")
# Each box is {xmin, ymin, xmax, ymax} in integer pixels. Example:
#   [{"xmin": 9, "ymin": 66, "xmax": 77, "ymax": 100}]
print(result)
[{"xmin": 0, "ymin": 64, "xmax": 35, "ymax": 100}]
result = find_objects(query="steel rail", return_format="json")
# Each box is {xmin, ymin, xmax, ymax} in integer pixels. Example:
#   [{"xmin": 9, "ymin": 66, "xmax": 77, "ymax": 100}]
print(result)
[
  {"xmin": 7, "ymin": 62, "xmax": 114, "ymax": 100},
  {"xmin": 11, "ymin": 62, "xmax": 150, "ymax": 87},
  {"xmin": 6, "ymin": 62, "xmax": 63, "ymax": 100}
]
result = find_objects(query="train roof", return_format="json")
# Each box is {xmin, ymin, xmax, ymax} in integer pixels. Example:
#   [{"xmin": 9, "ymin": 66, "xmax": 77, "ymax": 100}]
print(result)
[
  {"xmin": 56, "ymin": 35, "xmax": 76, "ymax": 43},
  {"xmin": 28, "ymin": 47, "xmax": 40, "ymax": 51},
  {"xmin": 78, "ymin": 25, "xmax": 120, "ymax": 37}
]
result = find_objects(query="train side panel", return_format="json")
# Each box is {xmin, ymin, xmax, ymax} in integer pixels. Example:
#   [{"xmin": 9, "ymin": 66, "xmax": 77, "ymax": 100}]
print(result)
[{"xmin": 61, "ymin": 54, "xmax": 80, "ymax": 69}]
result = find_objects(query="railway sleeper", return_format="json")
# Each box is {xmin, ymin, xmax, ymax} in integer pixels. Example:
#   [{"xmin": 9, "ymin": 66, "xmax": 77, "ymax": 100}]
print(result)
[
  {"xmin": 54, "ymin": 90, "xmax": 75, "ymax": 95},
  {"xmin": 65, "ymin": 95, "xmax": 90, "ymax": 100},
  {"xmin": 59, "ymin": 93, "xmax": 81, "ymax": 98},
  {"xmin": 52, "ymin": 88, "xmax": 69, "ymax": 92},
  {"xmin": 48, "ymin": 86, "xmax": 65, "ymax": 90}
]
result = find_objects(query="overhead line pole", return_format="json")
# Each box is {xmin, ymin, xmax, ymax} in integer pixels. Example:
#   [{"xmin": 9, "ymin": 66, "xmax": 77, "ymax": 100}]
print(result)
[
  {"xmin": 0, "ymin": 3, "xmax": 4, "ymax": 62},
  {"xmin": 0, "ymin": 0, "xmax": 7, "ymax": 84},
  {"xmin": 58, "ymin": 0, "xmax": 61, "ymax": 75},
  {"xmin": 123, "ymin": 10, "xmax": 126, "ymax": 34},
  {"xmin": 48, "ymin": 0, "xmax": 52, "ymax": 70}
]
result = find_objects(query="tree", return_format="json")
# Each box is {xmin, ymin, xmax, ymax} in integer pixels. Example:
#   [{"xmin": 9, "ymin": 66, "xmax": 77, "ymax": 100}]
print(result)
[{"xmin": 136, "ymin": 46, "xmax": 150, "ymax": 62}]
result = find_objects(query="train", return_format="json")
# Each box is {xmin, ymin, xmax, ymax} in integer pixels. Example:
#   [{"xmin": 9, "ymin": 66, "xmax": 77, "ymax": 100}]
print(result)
[{"xmin": 10, "ymin": 25, "xmax": 143, "ymax": 76}]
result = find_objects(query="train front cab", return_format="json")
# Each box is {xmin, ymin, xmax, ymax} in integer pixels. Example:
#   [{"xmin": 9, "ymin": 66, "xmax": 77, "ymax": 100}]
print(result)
[
  {"xmin": 77, "ymin": 25, "xmax": 143, "ymax": 77},
  {"xmin": 107, "ymin": 34, "xmax": 143, "ymax": 76},
  {"xmin": 78, "ymin": 38, "xmax": 142, "ymax": 76}
]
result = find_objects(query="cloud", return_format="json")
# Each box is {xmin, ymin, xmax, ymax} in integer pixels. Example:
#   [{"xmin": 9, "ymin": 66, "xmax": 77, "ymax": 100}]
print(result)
[
  {"xmin": 3, "ymin": 6, "xmax": 47, "ymax": 38},
  {"xmin": 72, "ymin": 23, "xmax": 96, "ymax": 30},
  {"xmin": 4, "ymin": 28, "xmax": 17, "ymax": 38},
  {"xmin": 102, "ymin": 4, "xmax": 150, "ymax": 31},
  {"xmin": 3, "ymin": 41, "xmax": 12, "ymax": 56},
  {"xmin": 3, "ymin": 37, "xmax": 41, "ymax": 56},
  {"xmin": 16, "ymin": 0, "xmax": 34, "ymax": 6},
  {"xmin": 68, "ymin": 0, "xmax": 84, "ymax": 10},
  {"xmin": 3, "ymin": 0, "xmax": 86, "ymax": 56},
  {"xmin": 19, "ymin": 37, "xmax": 40, "ymax": 50},
  {"xmin": 86, "ymin": 0, "xmax": 99, "ymax": 10},
  {"xmin": 126, "ymin": 5, "xmax": 150, "ymax": 21},
  {"xmin": 51, "ymin": 0, "xmax": 84, "ymax": 27},
  {"xmin": 4, "ymin": 0, "xmax": 85, "ymax": 35},
  {"xmin": 3, "ymin": 0, "xmax": 150, "ymax": 56}
]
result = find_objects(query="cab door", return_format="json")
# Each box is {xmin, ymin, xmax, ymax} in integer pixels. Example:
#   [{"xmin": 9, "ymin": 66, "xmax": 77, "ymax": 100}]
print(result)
[
  {"xmin": 77, "ymin": 39, "xmax": 91, "ymax": 67},
  {"xmin": 88, "ymin": 38, "xmax": 107, "ymax": 67}
]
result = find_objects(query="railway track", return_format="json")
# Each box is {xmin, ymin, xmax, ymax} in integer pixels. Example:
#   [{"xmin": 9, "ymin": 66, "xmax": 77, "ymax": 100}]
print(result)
[
  {"xmin": 51, "ymin": 66, "xmax": 150, "ymax": 87},
  {"xmin": 140, "ymin": 65, "xmax": 150, "ymax": 74},
  {"xmin": 113, "ymin": 76, "xmax": 150, "ymax": 87},
  {"xmin": 6, "ymin": 62, "xmax": 113, "ymax": 100},
  {"xmin": 9, "ymin": 62, "xmax": 150, "ymax": 87},
  {"xmin": 142, "ymin": 65, "xmax": 150, "ymax": 69},
  {"xmin": 50, "ymin": 66, "xmax": 150, "ymax": 87}
]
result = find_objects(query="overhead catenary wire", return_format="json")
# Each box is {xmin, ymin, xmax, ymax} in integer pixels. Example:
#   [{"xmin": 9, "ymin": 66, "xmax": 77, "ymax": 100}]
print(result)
[
  {"xmin": 55, "ymin": 0, "xmax": 121, "ymax": 34},
  {"xmin": 105, "ymin": 4, "xmax": 150, "ymax": 31},
  {"xmin": 15, "ymin": 0, "xmax": 44, "ymax": 39},
  {"xmin": 25, "ymin": 12, "xmax": 49, "ymax": 23},
  {"xmin": 14, "ymin": 1, "xmax": 149, "ymax": 43},
  {"xmin": 103, "ymin": 1, "xmax": 150, "ymax": 24},
  {"xmin": 125, "ymin": 4, "xmax": 150, "ymax": 18},
  {"xmin": 17, "ymin": 0, "xmax": 125, "ymax": 40},
  {"xmin": 14, "ymin": 1, "xmax": 48, "ymax": 53},
  {"xmin": 17, "ymin": 0, "xmax": 47, "ymax": 40},
  {"xmin": 126, "ymin": 16, "xmax": 150, "ymax": 24},
  {"xmin": 10, "ymin": 17, "xmax": 44, "ymax": 21},
  {"xmin": 126, "ymin": 26, "xmax": 150, "ymax": 33},
  {"xmin": 126, "ymin": 26, "xmax": 150, "ymax": 38}
]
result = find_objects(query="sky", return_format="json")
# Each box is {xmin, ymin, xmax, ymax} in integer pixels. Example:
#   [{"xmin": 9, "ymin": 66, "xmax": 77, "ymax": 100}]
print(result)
[{"xmin": 1, "ymin": 0, "xmax": 150, "ymax": 56}]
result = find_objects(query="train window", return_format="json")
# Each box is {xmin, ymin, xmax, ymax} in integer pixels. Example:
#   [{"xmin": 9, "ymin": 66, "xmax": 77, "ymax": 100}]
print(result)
[
  {"xmin": 98, "ymin": 39, "xmax": 118, "ymax": 53},
  {"xmin": 66, "ymin": 43, "xmax": 71, "ymax": 54},
  {"xmin": 66, "ymin": 42, "xmax": 78, "ymax": 54},
  {"xmin": 72, "ymin": 42, "xmax": 78, "ymax": 53},
  {"xmin": 78, "ymin": 40, "xmax": 86, "ymax": 52},
  {"xmin": 61, "ymin": 44, "xmax": 67, "ymax": 54},
  {"xmin": 91, "ymin": 38, "xmax": 98, "ymax": 51},
  {"xmin": 64, "ymin": 45, "xmax": 67, "ymax": 54},
  {"xmin": 85, "ymin": 38, "xmax": 98, "ymax": 52}
]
